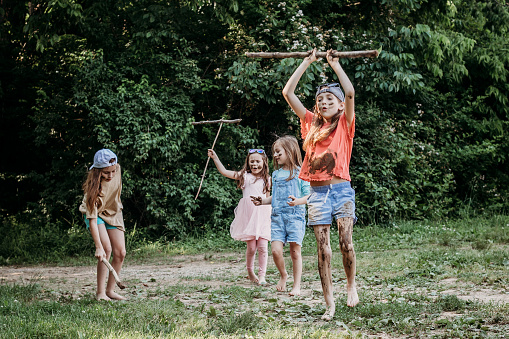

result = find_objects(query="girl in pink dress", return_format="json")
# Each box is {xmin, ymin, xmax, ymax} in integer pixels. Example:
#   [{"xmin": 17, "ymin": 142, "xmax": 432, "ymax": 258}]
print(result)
[{"xmin": 208, "ymin": 148, "xmax": 272, "ymax": 284}]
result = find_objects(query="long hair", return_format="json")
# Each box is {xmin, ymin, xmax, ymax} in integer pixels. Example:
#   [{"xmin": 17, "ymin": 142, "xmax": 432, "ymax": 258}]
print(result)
[
  {"xmin": 236, "ymin": 151, "xmax": 270, "ymax": 193},
  {"xmin": 82, "ymin": 158, "xmax": 117, "ymax": 213},
  {"xmin": 272, "ymin": 135, "xmax": 302, "ymax": 181},
  {"xmin": 83, "ymin": 168, "xmax": 103, "ymax": 213},
  {"xmin": 302, "ymin": 104, "xmax": 343, "ymax": 152}
]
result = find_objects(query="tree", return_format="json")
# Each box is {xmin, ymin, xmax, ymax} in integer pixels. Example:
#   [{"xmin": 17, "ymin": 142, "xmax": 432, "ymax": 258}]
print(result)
[{"xmin": 1, "ymin": 0, "xmax": 507, "ymax": 239}]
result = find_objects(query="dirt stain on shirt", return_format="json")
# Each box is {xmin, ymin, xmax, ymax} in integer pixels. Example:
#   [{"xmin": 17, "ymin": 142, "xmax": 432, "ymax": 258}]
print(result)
[{"xmin": 308, "ymin": 151, "xmax": 337, "ymax": 176}]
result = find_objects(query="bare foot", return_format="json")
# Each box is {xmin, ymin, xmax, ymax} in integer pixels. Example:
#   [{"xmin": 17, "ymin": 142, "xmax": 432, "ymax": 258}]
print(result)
[
  {"xmin": 288, "ymin": 286, "xmax": 301, "ymax": 296},
  {"xmin": 321, "ymin": 303, "xmax": 335, "ymax": 321},
  {"xmin": 276, "ymin": 272, "xmax": 288, "ymax": 292},
  {"xmin": 347, "ymin": 283, "xmax": 359, "ymax": 307},
  {"xmin": 106, "ymin": 291, "xmax": 127, "ymax": 300},
  {"xmin": 96, "ymin": 293, "xmax": 111, "ymax": 301},
  {"xmin": 258, "ymin": 276, "xmax": 267, "ymax": 285},
  {"xmin": 247, "ymin": 269, "xmax": 259, "ymax": 284}
]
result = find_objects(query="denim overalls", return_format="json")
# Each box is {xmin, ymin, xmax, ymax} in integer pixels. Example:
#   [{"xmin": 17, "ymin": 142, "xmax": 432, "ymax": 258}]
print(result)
[{"xmin": 270, "ymin": 168, "xmax": 308, "ymax": 245}]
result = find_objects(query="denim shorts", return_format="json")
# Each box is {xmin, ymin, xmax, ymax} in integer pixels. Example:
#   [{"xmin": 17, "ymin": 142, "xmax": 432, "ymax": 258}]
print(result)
[
  {"xmin": 307, "ymin": 181, "xmax": 357, "ymax": 226},
  {"xmin": 271, "ymin": 208, "xmax": 306, "ymax": 246},
  {"xmin": 84, "ymin": 215, "xmax": 117, "ymax": 230}
]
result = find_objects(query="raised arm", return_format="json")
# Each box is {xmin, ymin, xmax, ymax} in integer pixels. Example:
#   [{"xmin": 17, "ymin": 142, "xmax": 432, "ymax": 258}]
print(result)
[
  {"xmin": 326, "ymin": 50, "xmax": 355, "ymax": 127},
  {"xmin": 208, "ymin": 149, "xmax": 238, "ymax": 180},
  {"xmin": 282, "ymin": 49, "xmax": 318, "ymax": 120}
]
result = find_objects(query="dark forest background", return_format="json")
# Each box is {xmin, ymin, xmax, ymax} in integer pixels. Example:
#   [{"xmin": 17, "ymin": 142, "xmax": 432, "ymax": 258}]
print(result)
[{"xmin": 1, "ymin": 0, "xmax": 507, "ymax": 253}]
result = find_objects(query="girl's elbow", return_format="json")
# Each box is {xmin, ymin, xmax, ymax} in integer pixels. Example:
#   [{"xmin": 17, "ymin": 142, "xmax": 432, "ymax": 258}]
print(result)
[
  {"xmin": 345, "ymin": 88, "xmax": 355, "ymax": 100},
  {"xmin": 282, "ymin": 86, "xmax": 293, "ymax": 98},
  {"xmin": 282, "ymin": 88, "xmax": 289, "ymax": 98}
]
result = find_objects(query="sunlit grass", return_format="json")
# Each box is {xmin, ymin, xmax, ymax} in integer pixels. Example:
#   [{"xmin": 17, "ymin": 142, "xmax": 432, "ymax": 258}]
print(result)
[{"xmin": 1, "ymin": 214, "xmax": 508, "ymax": 337}]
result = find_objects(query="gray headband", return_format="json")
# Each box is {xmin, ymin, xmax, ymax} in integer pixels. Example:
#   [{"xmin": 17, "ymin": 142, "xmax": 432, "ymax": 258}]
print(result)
[{"xmin": 315, "ymin": 84, "xmax": 345, "ymax": 102}]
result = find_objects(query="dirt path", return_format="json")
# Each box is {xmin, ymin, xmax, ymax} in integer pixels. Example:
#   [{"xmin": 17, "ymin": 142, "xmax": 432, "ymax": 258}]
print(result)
[
  {"xmin": 0, "ymin": 254, "xmax": 324, "ymax": 301},
  {"xmin": 1, "ymin": 253, "xmax": 507, "ymax": 304},
  {"xmin": 2, "ymin": 253, "xmax": 508, "ymax": 305},
  {"xmin": 0, "ymin": 253, "xmax": 509, "ymax": 306},
  {"xmin": 2, "ymin": 253, "xmax": 508, "ymax": 339}
]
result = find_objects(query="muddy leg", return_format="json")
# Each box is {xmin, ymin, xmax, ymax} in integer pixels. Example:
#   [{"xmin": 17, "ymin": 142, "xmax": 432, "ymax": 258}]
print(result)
[
  {"xmin": 313, "ymin": 225, "xmax": 335, "ymax": 320},
  {"xmin": 337, "ymin": 217, "xmax": 358, "ymax": 307}
]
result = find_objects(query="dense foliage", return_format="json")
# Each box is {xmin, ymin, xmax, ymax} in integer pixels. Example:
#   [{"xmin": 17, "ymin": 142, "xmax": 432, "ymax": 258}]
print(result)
[{"xmin": 1, "ymin": 0, "xmax": 507, "ymax": 242}]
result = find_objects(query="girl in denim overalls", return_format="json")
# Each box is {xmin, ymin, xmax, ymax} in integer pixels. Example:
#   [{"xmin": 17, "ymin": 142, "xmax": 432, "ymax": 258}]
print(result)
[
  {"xmin": 252, "ymin": 136, "xmax": 310, "ymax": 296},
  {"xmin": 282, "ymin": 49, "xmax": 359, "ymax": 320}
]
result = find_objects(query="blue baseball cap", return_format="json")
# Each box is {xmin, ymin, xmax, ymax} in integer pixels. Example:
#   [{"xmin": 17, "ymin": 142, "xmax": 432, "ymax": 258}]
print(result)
[
  {"xmin": 315, "ymin": 83, "xmax": 345, "ymax": 102},
  {"xmin": 90, "ymin": 149, "xmax": 117, "ymax": 170}
]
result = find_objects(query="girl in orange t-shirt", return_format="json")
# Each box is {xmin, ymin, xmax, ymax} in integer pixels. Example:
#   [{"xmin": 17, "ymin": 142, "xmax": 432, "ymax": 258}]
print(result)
[{"xmin": 282, "ymin": 49, "xmax": 358, "ymax": 321}]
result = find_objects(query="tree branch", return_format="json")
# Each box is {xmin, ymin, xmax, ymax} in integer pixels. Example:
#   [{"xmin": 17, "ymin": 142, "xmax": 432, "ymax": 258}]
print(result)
[
  {"xmin": 245, "ymin": 50, "xmax": 379, "ymax": 59},
  {"xmin": 191, "ymin": 119, "xmax": 242, "ymax": 125}
]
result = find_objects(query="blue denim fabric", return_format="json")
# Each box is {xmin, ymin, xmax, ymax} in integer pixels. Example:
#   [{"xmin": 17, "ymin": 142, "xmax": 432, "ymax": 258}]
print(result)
[
  {"xmin": 271, "ymin": 209, "xmax": 306, "ymax": 245},
  {"xmin": 271, "ymin": 168, "xmax": 307, "ymax": 214},
  {"xmin": 270, "ymin": 168, "xmax": 307, "ymax": 245},
  {"xmin": 307, "ymin": 181, "xmax": 357, "ymax": 226}
]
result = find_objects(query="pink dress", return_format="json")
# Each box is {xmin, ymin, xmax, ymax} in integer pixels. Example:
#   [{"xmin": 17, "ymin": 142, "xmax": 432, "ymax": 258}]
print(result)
[{"xmin": 230, "ymin": 173, "xmax": 272, "ymax": 241}]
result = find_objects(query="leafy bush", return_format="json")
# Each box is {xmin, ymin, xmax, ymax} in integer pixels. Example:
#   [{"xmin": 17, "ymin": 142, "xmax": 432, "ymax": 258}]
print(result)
[{"xmin": 1, "ymin": 0, "xmax": 508, "ymax": 239}]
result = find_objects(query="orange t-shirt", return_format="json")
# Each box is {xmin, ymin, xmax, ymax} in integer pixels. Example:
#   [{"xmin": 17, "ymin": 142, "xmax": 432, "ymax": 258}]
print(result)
[{"xmin": 299, "ymin": 110, "xmax": 355, "ymax": 182}]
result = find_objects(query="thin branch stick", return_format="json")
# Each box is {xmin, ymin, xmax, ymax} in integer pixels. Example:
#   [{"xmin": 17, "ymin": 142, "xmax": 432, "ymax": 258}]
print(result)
[
  {"xmin": 245, "ymin": 50, "xmax": 379, "ymax": 59},
  {"xmin": 191, "ymin": 119, "xmax": 242, "ymax": 125},
  {"xmin": 101, "ymin": 257, "xmax": 126, "ymax": 289},
  {"xmin": 195, "ymin": 122, "xmax": 224, "ymax": 200}
]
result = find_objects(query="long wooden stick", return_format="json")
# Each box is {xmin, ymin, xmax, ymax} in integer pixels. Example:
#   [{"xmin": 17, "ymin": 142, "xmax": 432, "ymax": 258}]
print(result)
[
  {"xmin": 195, "ymin": 122, "xmax": 224, "ymax": 200},
  {"xmin": 245, "ymin": 50, "xmax": 379, "ymax": 59},
  {"xmin": 192, "ymin": 119, "xmax": 241, "ymax": 125},
  {"xmin": 101, "ymin": 257, "xmax": 126, "ymax": 289}
]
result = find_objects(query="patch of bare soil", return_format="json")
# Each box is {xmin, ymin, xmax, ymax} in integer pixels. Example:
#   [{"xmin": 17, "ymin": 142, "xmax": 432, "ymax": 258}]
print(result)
[
  {"xmin": 0, "ymin": 254, "xmax": 326, "ymax": 301},
  {"xmin": 1, "ymin": 254, "xmax": 507, "ymax": 339},
  {"xmin": 438, "ymin": 277, "xmax": 509, "ymax": 304},
  {"xmin": 2, "ymin": 254, "xmax": 508, "ymax": 303}
]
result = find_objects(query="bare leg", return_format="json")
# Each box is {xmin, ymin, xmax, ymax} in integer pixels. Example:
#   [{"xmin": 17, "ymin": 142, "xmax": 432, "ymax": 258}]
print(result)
[
  {"xmin": 271, "ymin": 241, "xmax": 288, "ymax": 292},
  {"xmin": 245, "ymin": 239, "xmax": 259, "ymax": 283},
  {"xmin": 105, "ymin": 228, "xmax": 126, "ymax": 300},
  {"xmin": 96, "ymin": 225, "xmax": 112, "ymax": 301},
  {"xmin": 313, "ymin": 225, "xmax": 335, "ymax": 320},
  {"xmin": 257, "ymin": 238, "xmax": 268, "ymax": 285},
  {"xmin": 288, "ymin": 242, "xmax": 302, "ymax": 296},
  {"xmin": 337, "ymin": 217, "xmax": 358, "ymax": 307}
]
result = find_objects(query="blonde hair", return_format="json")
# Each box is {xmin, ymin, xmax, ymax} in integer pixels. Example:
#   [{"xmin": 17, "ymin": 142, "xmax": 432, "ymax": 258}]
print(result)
[
  {"xmin": 302, "ymin": 100, "xmax": 343, "ymax": 152},
  {"xmin": 272, "ymin": 135, "xmax": 302, "ymax": 181},
  {"xmin": 236, "ymin": 151, "xmax": 270, "ymax": 193}
]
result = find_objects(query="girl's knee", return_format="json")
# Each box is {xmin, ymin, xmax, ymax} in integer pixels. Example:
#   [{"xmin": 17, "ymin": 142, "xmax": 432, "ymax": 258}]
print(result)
[
  {"xmin": 271, "ymin": 247, "xmax": 283, "ymax": 258},
  {"xmin": 113, "ymin": 249, "xmax": 126, "ymax": 261},
  {"xmin": 246, "ymin": 247, "xmax": 257, "ymax": 256},
  {"xmin": 290, "ymin": 249, "xmax": 302, "ymax": 261},
  {"xmin": 339, "ymin": 239, "xmax": 354, "ymax": 254},
  {"xmin": 318, "ymin": 245, "xmax": 332, "ymax": 261},
  {"xmin": 103, "ymin": 246, "xmax": 113, "ymax": 257}
]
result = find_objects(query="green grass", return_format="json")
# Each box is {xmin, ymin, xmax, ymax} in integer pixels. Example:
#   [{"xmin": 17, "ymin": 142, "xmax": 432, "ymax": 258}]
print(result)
[{"xmin": 1, "ymin": 214, "xmax": 509, "ymax": 338}]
